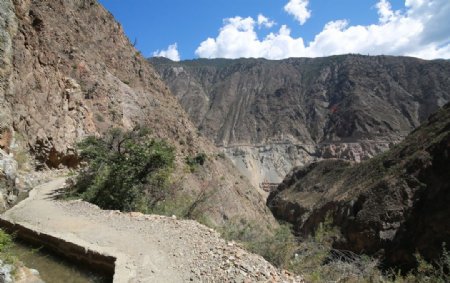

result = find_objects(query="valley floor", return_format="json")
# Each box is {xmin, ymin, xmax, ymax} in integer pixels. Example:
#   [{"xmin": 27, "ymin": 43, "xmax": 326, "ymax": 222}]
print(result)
[{"xmin": 1, "ymin": 178, "xmax": 302, "ymax": 282}]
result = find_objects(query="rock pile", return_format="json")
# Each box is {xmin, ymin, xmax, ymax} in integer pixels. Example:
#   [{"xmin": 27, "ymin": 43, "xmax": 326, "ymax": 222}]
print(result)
[{"xmin": 60, "ymin": 198, "xmax": 303, "ymax": 282}]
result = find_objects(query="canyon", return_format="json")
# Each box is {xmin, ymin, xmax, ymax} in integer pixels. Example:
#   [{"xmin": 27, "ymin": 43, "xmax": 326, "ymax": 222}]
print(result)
[
  {"xmin": 151, "ymin": 56, "xmax": 450, "ymax": 186},
  {"xmin": 0, "ymin": 0, "xmax": 449, "ymax": 281}
]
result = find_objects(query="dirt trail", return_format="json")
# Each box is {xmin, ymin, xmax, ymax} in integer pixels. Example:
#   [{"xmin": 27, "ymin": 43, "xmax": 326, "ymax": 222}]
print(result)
[{"xmin": 1, "ymin": 178, "xmax": 303, "ymax": 282}]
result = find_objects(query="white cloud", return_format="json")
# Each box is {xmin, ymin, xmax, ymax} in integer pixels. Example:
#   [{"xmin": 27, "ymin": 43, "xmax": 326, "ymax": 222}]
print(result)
[
  {"xmin": 195, "ymin": 17, "xmax": 261, "ymax": 59},
  {"xmin": 376, "ymin": 0, "xmax": 400, "ymax": 23},
  {"xmin": 195, "ymin": 0, "xmax": 450, "ymax": 60},
  {"xmin": 257, "ymin": 14, "xmax": 276, "ymax": 28},
  {"xmin": 284, "ymin": 0, "xmax": 311, "ymax": 25},
  {"xmin": 152, "ymin": 43, "xmax": 181, "ymax": 61},
  {"xmin": 195, "ymin": 17, "xmax": 306, "ymax": 60}
]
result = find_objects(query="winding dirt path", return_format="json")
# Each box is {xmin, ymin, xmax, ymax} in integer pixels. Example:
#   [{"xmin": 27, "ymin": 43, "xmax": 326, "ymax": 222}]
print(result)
[{"xmin": 1, "ymin": 178, "xmax": 302, "ymax": 282}]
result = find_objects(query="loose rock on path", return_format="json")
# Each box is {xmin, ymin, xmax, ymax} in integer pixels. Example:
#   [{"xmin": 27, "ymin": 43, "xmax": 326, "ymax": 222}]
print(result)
[{"xmin": 1, "ymin": 178, "xmax": 303, "ymax": 282}]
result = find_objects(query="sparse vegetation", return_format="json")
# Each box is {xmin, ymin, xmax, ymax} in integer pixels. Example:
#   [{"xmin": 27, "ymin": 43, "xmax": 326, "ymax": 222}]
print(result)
[
  {"xmin": 390, "ymin": 244, "xmax": 450, "ymax": 283},
  {"xmin": 0, "ymin": 229, "xmax": 13, "ymax": 255},
  {"xmin": 0, "ymin": 229, "xmax": 17, "ymax": 266},
  {"xmin": 11, "ymin": 133, "xmax": 30, "ymax": 171},
  {"xmin": 284, "ymin": 215, "xmax": 384, "ymax": 282},
  {"xmin": 13, "ymin": 150, "xmax": 28, "ymax": 171},
  {"xmin": 109, "ymin": 109, "xmax": 118, "ymax": 121},
  {"xmin": 185, "ymin": 152, "xmax": 207, "ymax": 173},
  {"xmin": 217, "ymin": 152, "xmax": 226, "ymax": 159},
  {"xmin": 219, "ymin": 214, "xmax": 450, "ymax": 282},
  {"xmin": 151, "ymin": 191, "xmax": 195, "ymax": 217},
  {"xmin": 94, "ymin": 113, "xmax": 105, "ymax": 122}
]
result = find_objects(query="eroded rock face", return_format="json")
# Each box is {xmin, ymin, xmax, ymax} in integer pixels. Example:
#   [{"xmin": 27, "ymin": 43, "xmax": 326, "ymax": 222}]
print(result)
[
  {"xmin": 0, "ymin": 149, "xmax": 16, "ymax": 210},
  {"xmin": 0, "ymin": 0, "xmax": 277, "ymax": 228},
  {"xmin": 6, "ymin": 0, "xmax": 224, "ymax": 170},
  {"xmin": 223, "ymin": 140, "xmax": 397, "ymax": 185},
  {"xmin": 267, "ymin": 103, "xmax": 450, "ymax": 271},
  {"xmin": 150, "ymin": 56, "xmax": 450, "ymax": 186}
]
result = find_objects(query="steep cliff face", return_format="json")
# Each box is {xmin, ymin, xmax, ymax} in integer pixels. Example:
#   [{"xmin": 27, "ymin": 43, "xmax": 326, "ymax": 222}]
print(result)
[
  {"xmin": 150, "ymin": 56, "xmax": 450, "ymax": 186},
  {"xmin": 267, "ymin": 103, "xmax": 450, "ymax": 270},
  {"xmin": 0, "ymin": 0, "xmax": 276, "ymax": 228},
  {"xmin": 7, "ymin": 0, "xmax": 198, "ymax": 168}
]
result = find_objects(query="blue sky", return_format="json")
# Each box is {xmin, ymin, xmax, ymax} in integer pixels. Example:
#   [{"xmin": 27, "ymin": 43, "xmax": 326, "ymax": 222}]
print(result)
[{"xmin": 98, "ymin": 0, "xmax": 450, "ymax": 60}]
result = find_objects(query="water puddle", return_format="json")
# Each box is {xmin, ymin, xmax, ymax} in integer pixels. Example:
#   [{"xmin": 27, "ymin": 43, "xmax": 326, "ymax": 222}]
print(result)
[{"xmin": 11, "ymin": 240, "xmax": 113, "ymax": 283}]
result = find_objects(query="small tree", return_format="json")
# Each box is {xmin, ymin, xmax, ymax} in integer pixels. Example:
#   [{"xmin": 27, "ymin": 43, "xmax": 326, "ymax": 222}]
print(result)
[{"xmin": 74, "ymin": 127, "xmax": 175, "ymax": 212}]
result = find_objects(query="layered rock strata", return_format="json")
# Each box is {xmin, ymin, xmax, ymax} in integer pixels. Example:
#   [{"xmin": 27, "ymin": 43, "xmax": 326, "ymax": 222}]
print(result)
[{"xmin": 151, "ymin": 56, "xmax": 450, "ymax": 186}]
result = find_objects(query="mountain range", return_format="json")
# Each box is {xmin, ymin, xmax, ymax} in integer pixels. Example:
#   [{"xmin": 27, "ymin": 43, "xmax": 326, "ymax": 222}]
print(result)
[{"xmin": 150, "ymin": 56, "xmax": 450, "ymax": 187}]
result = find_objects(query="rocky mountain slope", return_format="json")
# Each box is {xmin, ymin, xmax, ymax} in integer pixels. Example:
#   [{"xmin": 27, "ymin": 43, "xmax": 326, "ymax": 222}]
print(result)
[
  {"xmin": 0, "ymin": 0, "xmax": 276, "ymax": 229},
  {"xmin": 150, "ymin": 56, "xmax": 450, "ymax": 186},
  {"xmin": 267, "ymin": 102, "xmax": 450, "ymax": 270}
]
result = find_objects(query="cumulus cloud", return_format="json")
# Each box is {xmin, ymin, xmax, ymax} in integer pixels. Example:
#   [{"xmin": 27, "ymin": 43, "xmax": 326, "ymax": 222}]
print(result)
[
  {"xmin": 376, "ymin": 0, "xmax": 401, "ymax": 23},
  {"xmin": 195, "ymin": 0, "xmax": 450, "ymax": 60},
  {"xmin": 284, "ymin": 0, "xmax": 311, "ymax": 25},
  {"xmin": 152, "ymin": 43, "xmax": 181, "ymax": 61},
  {"xmin": 195, "ymin": 17, "xmax": 305, "ymax": 59},
  {"xmin": 257, "ymin": 14, "xmax": 276, "ymax": 28}
]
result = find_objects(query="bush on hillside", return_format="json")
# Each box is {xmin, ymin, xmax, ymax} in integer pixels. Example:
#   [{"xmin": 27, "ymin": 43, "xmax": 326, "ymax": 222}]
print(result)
[
  {"xmin": 0, "ymin": 229, "xmax": 16, "ymax": 266},
  {"xmin": 185, "ymin": 153, "xmax": 207, "ymax": 172},
  {"xmin": 73, "ymin": 127, "xmax": 175, "ymax": 212},
  {"xmin": 391, "ymin": 244, "xmax": 450, "ymax": 283},
  {"xmin": 223, "ymin": 214, "xmax": 450, "ymax": 283}
]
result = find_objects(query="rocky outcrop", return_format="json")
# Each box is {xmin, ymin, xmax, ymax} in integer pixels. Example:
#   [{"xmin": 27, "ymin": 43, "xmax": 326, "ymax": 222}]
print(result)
[
  {"xmin": 223, "ymin": 140, "xmax": 396, "ymax": 186},
  {"xmin": 0, "ymin": 149, "xmax": 17, "ymax": 210},
  {"xmin": 0, "ymin": 0, "xmax": 277, "ymax": 229},
  {"xmin": 0, "ymin": 0, "xmax": 16, "ymax": 137},
  {"xmin": 267, "ymin": 103, "xmax": 450, "ymax": 271},
  {"xmin": 150, "ymin": 56, "xmax": 450, "ymax": 185}
]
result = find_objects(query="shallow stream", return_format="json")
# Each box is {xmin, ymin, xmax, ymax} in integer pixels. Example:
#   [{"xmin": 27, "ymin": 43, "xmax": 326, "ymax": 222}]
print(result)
[{"xmin": 11, "ymin": 240, "xmax": 112, "ymax": 283}]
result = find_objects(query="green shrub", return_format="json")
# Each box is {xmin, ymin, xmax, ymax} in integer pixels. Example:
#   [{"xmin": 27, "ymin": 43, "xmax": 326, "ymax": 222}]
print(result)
[
  {"xmin": 219, "ymin": 219, "xmax": 297, "ymax": 268},
  {"xmin": 95, "ymin": 113, "xmax": 105, "ymax": 122},
  {"xmin": 389, "ymin": 244, "xmax": 450, "ymax": 283},
  {"xmin": 13, "ymin": 150, "xmax": 28, "ymax": 171},
  {"xmin": 217, "ymin": 152, "xmax": 226, "ymax": 159},
  {"xmin": 219, "ymin": 215, "xmax": 385, "ymax": 282},
  {"xmin": 72, "ymin": 127, "xmax": 175, "ymax": 212},
  {"xmin": 185, "ymin": 153, "xmax": 207, "ymax": 172},
  {"xmin": 218, "ymin": 213, "xmax": 449, "ymax": 282},
  {"xmin": 151, "ymin": 192, "xmax": 194, "ymax": 217},
  {"xmin": 0, "ymin": 229, "xmax": 12, "ymax": 253},
  {"xmin": 0, "ymin": 229, "xmax": 16, "ymax": 265}
]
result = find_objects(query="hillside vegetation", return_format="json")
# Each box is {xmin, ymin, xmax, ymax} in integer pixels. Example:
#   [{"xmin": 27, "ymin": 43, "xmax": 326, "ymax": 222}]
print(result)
[{"xmin": 268, "ymin": 102, "xmax": 450, "ymax": 273}]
